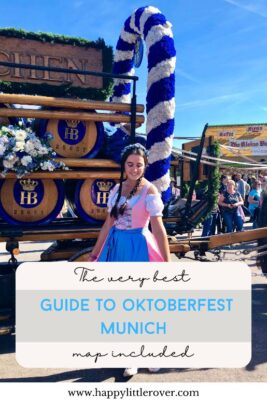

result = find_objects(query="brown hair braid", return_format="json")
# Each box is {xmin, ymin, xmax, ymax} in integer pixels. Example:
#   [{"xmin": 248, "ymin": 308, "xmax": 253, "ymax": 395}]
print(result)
[{"xmin": 110, "ymin": 144, "xmax": 147, "ymax": 219}]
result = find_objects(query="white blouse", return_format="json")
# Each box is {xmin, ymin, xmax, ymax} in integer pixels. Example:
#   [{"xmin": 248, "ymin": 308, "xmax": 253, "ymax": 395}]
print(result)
[{"xmin": 107, "ymin": 185, "xmax": 164, "ymax": 229}]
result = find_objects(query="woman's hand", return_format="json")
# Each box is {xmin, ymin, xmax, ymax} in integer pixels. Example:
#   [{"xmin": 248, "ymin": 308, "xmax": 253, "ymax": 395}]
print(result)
[
  {"xmin": 88, "ymin": 253, "xmax": 97, "ymax": 261},
  {"xmin": 150, "ymin": 216, "xmax": 171, "ymax": 262}
]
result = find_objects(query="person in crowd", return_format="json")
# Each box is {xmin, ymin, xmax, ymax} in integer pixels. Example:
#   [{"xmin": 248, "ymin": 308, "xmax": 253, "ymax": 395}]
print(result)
[
  {"xmin": 170, "ymin": 180, "xmax": 180, "ymax": 199},
  {"xmin": 218, "ymin": 175, "xmax": 230, "ymax": 233},
  {"xmin": 248, "ymin": 174, "xmax": 256, "ymax": 187},
  {"xmin": 201, "ymin": 194, "xmax": 220, "ymax": 237},
  {"xmin": 242, "ymin": 175, "xmax": 251, "ymax": 207},
  {"xmin": 88, "ymin": 143, "xmax": 171, "ymax": 377},
  {"xmin": 219, "ymin": 180, "xmax": 244, "ymax": 233},
  {"xmin": 235, "ymin": 173, "xmax": 246, "ymax": 201},
  {"xmin": 259, "ymin": 174, "xmax": 264, "ymax": 184},
  {"xmin": 260, "ymin": 178, "xmax": 267, "ymax": 207},
  {"xmin": 219, "ymin": 175, "xmax": 229, "ymax": 194},
  {"xmin": 248, "ymin": 180, "xmax": 261, "ymax": 228}
]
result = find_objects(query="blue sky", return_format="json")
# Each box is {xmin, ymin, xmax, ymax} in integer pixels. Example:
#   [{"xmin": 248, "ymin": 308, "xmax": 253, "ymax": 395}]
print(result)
[{"xmin": 1, "ymin": 0, "xmax": 267, "ymax": 148}]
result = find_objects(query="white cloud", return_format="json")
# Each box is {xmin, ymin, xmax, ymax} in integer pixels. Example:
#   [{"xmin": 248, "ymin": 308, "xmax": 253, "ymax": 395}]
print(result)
[
  {"xmin": 176, "ymin": 92, "xmax": 247, "ymax": 110},
  {"xmin": 176, "ymin": 68, "xmax": 200, "ymax": 84},
  {"xmin": 224, "ymin": 0, "xmax": 267, "ymax": 18}
]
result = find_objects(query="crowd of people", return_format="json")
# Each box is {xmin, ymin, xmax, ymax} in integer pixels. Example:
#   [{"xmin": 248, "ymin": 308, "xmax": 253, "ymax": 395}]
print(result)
[{"xmin": 201, "ymin": 172, "xmax": 267, "ymax": 236}]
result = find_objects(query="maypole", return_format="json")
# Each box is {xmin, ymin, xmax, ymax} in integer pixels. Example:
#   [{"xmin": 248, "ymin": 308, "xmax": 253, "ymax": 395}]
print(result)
[{"xmin": 111, "ymin": 6, "xmax": 176, "ymax": 202}]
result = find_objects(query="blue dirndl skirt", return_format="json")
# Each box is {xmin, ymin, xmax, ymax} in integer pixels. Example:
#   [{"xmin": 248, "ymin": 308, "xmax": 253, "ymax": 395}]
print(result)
[{"xmin": 97, "ymin": 226, "xmax": 150, "ymax": 262}]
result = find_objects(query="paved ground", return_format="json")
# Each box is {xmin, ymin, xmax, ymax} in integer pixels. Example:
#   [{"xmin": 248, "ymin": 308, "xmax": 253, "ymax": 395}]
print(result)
[{"xmin": 0, "ymin": 226, "xmax": 266, "ymax": 382}]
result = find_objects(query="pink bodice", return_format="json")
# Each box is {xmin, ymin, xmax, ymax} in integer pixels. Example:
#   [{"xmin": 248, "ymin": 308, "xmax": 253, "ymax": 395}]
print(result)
[{"xmin": 107, "ymin": 182, "xmax": 163, "ymax": 230}]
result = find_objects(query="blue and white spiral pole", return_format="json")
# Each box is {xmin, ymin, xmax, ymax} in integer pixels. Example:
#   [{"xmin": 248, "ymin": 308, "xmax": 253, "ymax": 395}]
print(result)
[{"xmin": 111, "ymin": 6, "xmax": 176, "ymax": 202}]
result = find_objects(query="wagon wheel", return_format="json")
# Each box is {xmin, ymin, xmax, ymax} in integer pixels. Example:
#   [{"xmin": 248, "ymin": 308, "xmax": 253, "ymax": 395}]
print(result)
[{"xmin": 68, "ymin": 246, "xmax": 94, "ymax": 262}]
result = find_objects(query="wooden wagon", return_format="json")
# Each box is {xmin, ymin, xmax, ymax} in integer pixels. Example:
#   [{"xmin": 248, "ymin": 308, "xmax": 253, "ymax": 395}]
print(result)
[{"xmin": 0, "ymin": 59, "xmax": 266, "ymax": 337}]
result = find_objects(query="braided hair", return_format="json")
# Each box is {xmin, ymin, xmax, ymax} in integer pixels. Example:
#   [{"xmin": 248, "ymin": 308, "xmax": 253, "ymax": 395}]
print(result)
[{"xmin": 110, "ymin": 144, "xmax": 148, "ymax": 219}]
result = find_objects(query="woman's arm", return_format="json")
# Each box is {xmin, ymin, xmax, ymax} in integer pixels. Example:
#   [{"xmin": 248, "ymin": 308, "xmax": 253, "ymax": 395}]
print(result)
[
  {"xmin": 218, "ymin": 194, "xmax": 229, "ymax": 208},
  {"xmin": 248, "ymin": 195, "xmax": 259, "ymax": 205},
  {"xmin": 232, "ymin": 194, "xmax": 244, "ymax": 207},
  {"xmin": 231, "ymin": 195, "xmax": 244, "ymax": 208},
  {"xmin": 146, "ymin": 183, "xmax": 171, "ymax": 261},
  {"xmin": 88, "ymin": 214, "xmax": 114, "ymax": 260},
  {"xmin": 150, "ymin": 216, "xmax": 171, "ymax": 262}
]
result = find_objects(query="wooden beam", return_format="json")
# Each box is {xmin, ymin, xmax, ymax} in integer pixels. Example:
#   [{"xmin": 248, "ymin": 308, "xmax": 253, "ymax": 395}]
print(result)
[
  {"xmin": 0, "ymin": 232, "xmax": 191, "ymax": 250},
  {"xmin": 0, "ymin": 231, "xmax": 100, "ymax": 242},
  {"xmin": 171, "ymin": 160, "xmax": 179, "ymax": 166},
  {"xmin": 0, "ymin": 93, "xmax": 144, "ymax": 113},
  {"xmin": 0, "ymin": 109, "xmax": 145, "ymax": 124},
  {"xmin": 1, "ymin": 171, "xmax": 121, "ymax": 179},
  {"xmin": 168, "ymin": 227, "xmax": 267, "ymax": 253},
  {"xmin": 169, "ymin": 244, "xmax": 191, "ymax": 253},
  {"xmin": 54, "ymin": 158, "xmax": 119, "ymax": 168},
  {"xmin": 208, "ymin": 227, "xmax": 267, "ymax": 249}
]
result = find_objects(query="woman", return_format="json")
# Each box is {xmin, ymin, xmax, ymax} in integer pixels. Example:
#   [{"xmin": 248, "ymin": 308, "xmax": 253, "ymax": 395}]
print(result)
[
  {"xmin": 248, "ymin": 180, "xmax": 261, "ymax": 228},
  {"xmin": 219, "ymin": 175, "xmax": 229, "ymax": 194},
  {"xmin": 89, "ymin": 143, "xmax": 170, "ymax": 377},
  {"xmin": 201, "ymin": 193, "xmax": 220, "ymax": 238},
  {"xmin": 219, "ymin": 180, "xmax": 244, "ymax": 233}
]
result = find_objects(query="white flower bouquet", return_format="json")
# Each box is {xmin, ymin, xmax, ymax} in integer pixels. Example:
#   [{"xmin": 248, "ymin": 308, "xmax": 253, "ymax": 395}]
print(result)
[{"xmin": 0, "ymin": 122, "xmax": 66, "ymax": 177}]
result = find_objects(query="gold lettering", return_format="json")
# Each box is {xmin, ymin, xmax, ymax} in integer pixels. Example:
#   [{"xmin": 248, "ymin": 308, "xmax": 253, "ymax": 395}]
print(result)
[
  {"xmin": 20, "ymin": 191, "xmax": 38, "ymax": 205},
  {"xmin": 29, "ymin": 55, "xmax": 38, "ymax": 79},
  {"xmin": 64, "ymin": 128, "xmax": 79, "ymax": 140},
  {"xmin": 0, "ymin": 50, "xmax": 10, "ymax": 76},
  {"xmin": 13, "ymin": 52, "xmax": 23, "ymax": 78},
  {"xmin": 96, "ymin": 192, "xmax": 109, "ymax": 205},
  {"xmin": 66, "ymin": 58, "xmax": 86, "ymax": 84},
  {"xmin": 43, "ymin": 55, "xmax": 63, "ymax": 81}
]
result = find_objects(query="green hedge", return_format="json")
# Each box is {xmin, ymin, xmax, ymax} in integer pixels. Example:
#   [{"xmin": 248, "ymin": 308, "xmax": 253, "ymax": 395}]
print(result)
[
  {"xmin": 0, "ymin": 28, "xmax": 113, "ymax": 100},
  {"xmin": 205, "ymin": 141, "xmax": 220, "ymax": 218}
]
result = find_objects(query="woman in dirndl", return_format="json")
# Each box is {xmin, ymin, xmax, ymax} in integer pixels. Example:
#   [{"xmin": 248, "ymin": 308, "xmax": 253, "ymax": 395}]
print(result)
[
  {"xmin": 88, "ymin": 143, "xmax": 171, "ymax": 377},
  {"xmin": 89, "ymin": 143, "xmax": 170, "ymax": 263}
]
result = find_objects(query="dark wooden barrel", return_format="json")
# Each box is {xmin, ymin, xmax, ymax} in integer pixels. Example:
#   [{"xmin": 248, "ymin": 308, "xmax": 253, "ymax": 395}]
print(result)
[
  {"xmin": 0, "ymin": 178, "xmax": 64, "ymax": 225},
  {"xmin": 35, "ymin": 110, "xmax": 104, "ymax": 158},
  {"xmin": 66, "ymin": 178, "xmax": 117, "ymax": 224}
]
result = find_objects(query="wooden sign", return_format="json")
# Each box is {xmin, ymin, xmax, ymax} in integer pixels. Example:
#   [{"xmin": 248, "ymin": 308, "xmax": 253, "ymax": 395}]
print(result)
[
  {"xmin": 206, "ymin": 124, "xmax": 267, "ymax": 157},
  {"xmin": 0, "ymin": 37, "xmax": 103, "ymax": 87},
  {"xmin": 0, "ymin": 30, "xmax": 113, "ymax": 99}
]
